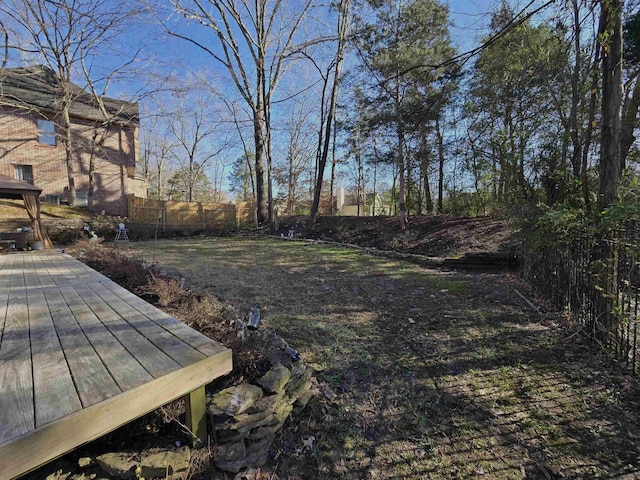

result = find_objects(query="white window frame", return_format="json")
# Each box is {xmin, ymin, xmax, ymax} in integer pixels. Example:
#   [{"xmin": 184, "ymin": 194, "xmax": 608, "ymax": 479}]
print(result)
[
  {"xmin": 37, "ymin": 119, "xmax": 56, "ymax": 146},
  {"xmin": 14, "ymin": 164, "xmax": 34, "ymax": 184}
]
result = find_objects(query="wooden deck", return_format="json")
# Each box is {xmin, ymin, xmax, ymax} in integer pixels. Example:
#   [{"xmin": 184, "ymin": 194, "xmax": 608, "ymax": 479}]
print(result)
[{"xmin": 0, "ymin": 252, "xmax": 232, "ymax": 480}]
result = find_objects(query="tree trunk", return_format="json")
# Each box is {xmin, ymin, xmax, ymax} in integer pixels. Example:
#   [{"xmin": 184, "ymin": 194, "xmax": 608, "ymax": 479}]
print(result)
[
  {"xmin": 569, "ymin": 0, "xmax": 583, "ymax": 178},
  {"xmin": 397, "ymin": 126, "xmax": 407, "ymax": 229},
  {"xmin": 330, "ymin": 126, "xmax": 337, "ymax": 212},
  {"xmin": 424, "ymin": 169, "xmax": 433, "ymax": 214},
  {"xmin": 405, "ymin": 155, "xmax": 414, "ymax": 215},
  {"xmin": 357, "ymin": 148, "xmax": 365, "ymax": 215},
  {"xmin": 391, "ymin": 166, "xmax": 398, "ymax": 216},
  {"xmin": 598, "ymin": 0, "xmax": 623, "ymax": 210},
  {"xmin": 188, "ymin": 157, "xmax": 194, "ymax": 202},
  {"xmin": 266, "ymin": 102, "xmax": 274, "ymax": 222},
  {"xmin": 312, "ymin": 70, "xmax": 329, "ymax": 217},
  {"xmin": 62, "ymin": 99, "xmax": 76, "ymax": 206},
  {"xmin": 436, "ymin": 115, "xmax": 445, "ymax": 213},
  {"xmin": 87, "ymin": 127, "xmax": 105, "ymax": 212},
  {"xmin": 582, "ymin": 41, "xmax": 601, "ymax": 210},
  {"xmin": 309, "ymin": 0, "xmax": 350, "ymax": 227},
  {"xmin": 395, "ymin": 77, "xmax": 407, "ymax": 229},
  {"xmin": 156, "ymin": 162, "xmax": 164, "ymax": 200},
  {"xmin": 420, "ymin": 129, "xmax": 433, "ymax": 214},
  {"xmin": 253, "ymin": 104, "xmax": 268, "ymax": 223},
  {"xmin": 372, "ymin": 159, "xmax": 378, "ymax": 216},
  {"xmin": 287, "ymin": 145, "xmax": 295, "ymax": 214},
  {"xmin": 621, "ymin": 75, "xmax": 639, "ymax": 168}
]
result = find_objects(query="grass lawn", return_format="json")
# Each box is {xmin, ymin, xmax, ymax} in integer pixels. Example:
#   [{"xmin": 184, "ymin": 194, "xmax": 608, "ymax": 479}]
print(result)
[
  {"xmin": 0, "ymin": 198, "xmax": 89, "ymax": 220},
  {"xmin": 119, "ymin": 237, "xmax": 640, "ymax": 479}
]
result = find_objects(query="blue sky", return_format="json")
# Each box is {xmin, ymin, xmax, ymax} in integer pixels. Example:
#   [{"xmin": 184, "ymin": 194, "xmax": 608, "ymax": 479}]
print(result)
[
  {"xmin": 138, "ymin": 0, "xmax": 558, "ymax": 195},
  {"xmin": 446, "ymin": 0, "xmax": 556, "ymax": 51},
  {"xmin": 1, "ymin": 0, "xmax": 560, "ymax": 196},
  {"xmin": 2, "ymin": 0, "xmax": 557, "ymax": 102},
  {"xmin": 447, "ymin": 0, "xmax": 495, "ymax": 50}
]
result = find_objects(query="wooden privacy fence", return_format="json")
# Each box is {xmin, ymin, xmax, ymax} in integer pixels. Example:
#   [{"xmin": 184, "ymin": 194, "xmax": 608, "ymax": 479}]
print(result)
[{"xmin": 127, "ymin": 195, "xmax": 254, "ymax": 230}]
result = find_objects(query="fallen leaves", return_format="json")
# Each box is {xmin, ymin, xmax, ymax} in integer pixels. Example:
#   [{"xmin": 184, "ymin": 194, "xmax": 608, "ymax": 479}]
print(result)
[
  {"xmin": 294, "ymin": 436, "xmax": 316, "ymax": 456},
  {"xmin": 302, "ymin": 436, "xmax": 315, "ymax": 451}
]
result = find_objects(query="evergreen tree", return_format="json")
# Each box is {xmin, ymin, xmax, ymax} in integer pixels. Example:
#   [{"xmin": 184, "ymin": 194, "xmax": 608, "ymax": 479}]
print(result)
[
  {"xmin": 167, "ymin": 167, "xmax": 215, "ymax": 202},
  {"xmin": 228, "ymin": 154, "xmax": 255, "ymax": 202},
  {"xmin": 353, "ymin": 0, "xmax": 456, "ymax": 227},
  {"xmin": 466, "ymin": 4, "xmax": 572, "ymax": 211}
]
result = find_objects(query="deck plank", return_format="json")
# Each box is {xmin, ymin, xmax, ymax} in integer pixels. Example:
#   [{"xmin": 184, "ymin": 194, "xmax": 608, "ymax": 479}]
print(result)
[
  {"xmin": 101, "ymin": 280, "xmax": 227, "ymax": 357},
  {"xmin": 0, "ymin": 346, "xmax": 232, "ymax": 480},
  {"xmin": 45, "ymin": 254, "xmax": 102, "ymax": 287},
  {"xmin": 23, "ymin": 255, "xmax": 83, "ymax": 427},
  {"xmin": 74, "ymin": 282, "xmax": 181, "ymax": 378},
  {"xmin": 47, "ymin": 255, "xmax": 213, "ymax": 368},
  {"xmin": 28, "ymin": 255, "xmax": 124, "ymax": 408},
  {"xmin": 57, "ymin": 284, "xmax": 154, "ymax": 392},
  {"xmin": 89, "ymin": 282, "xmax": 206, "ymax": 367},
  {"xmin": 0, "ymin": 255, "xmax": 10, "ymax": 346},
  {"xmin": 44, "ymin": 283, "xmax": 122, "ymax": 408},
  {"xmin": 0, "ymin": 255, "xmax": 34, "ymax": 444},
  {"xmin": 33, "ymin": 255, "xmax": 169, "ymax": 389}
]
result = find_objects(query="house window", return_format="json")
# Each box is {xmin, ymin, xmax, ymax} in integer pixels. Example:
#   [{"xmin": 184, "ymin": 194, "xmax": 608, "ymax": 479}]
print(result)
[
  {"xmin": 75, "ymin": 191, "xmax": 88, "ymax": 207},
  {"xmin": 44, "ymin": 194, "xmax": 60, "ymax": 205},
  {"xmin": 14, "ymin": 164, "xmax": 34, "ymax": 184},
  {"xmin": 37, "ymin": 119, "xmax": 56, "ymax": 146}
]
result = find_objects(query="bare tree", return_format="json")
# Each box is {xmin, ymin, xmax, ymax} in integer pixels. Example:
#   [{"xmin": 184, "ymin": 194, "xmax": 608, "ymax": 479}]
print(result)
[
  {"xmin": 167, "ymin": 84, "xmax": 231, "ymax": 202},
  {"xmin": 279, "ymin": 94, "xmax": 316, "ymax": 214},
  {"xmin": 621, "ymin": 7, "xmax": 640, "ymax": 168},
  {"xmin": 80, "ymin": 59, "xmax": 145, "ymax": 211},
  {"xmin": 309, "ymin": 0, "xmax": 351, "ymax": 226},
  {"xmin": 138, "ymin": 105, "xmax": 178, "ymax": 200},
  {"xmin": 147, "ymin": 130, "xmax": 177, "ymax": 200},
  {"xmin": 165, "ymin": 0, "xmax": 319, "ymax": 224},
  {"xmin": 0, "ymin": 0, "xmax": 145, "ymax": 206}
]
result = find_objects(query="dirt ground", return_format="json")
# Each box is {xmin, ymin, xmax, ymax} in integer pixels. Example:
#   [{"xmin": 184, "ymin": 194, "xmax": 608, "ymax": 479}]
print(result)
[{"xmin": 275, "ymin": 215, "xmax": 518, "ymax": 257}]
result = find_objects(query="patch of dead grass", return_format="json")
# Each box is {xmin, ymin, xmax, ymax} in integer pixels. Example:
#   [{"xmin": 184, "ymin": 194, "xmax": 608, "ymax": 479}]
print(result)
[{"xmin": 93, "ymin": 237, "xmax": 640, "ymax": 479}]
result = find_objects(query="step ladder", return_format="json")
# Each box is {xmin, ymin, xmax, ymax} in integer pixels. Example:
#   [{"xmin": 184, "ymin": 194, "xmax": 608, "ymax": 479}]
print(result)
[{"xmin": 114, "ymin": 223, "xmax": 129, "ymax": 242}]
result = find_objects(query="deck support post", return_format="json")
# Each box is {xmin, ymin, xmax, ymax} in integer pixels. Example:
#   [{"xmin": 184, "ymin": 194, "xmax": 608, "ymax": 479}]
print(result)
[{"xmin": 185, "ymin": 386, "xmax": 207, "ymax": 448}]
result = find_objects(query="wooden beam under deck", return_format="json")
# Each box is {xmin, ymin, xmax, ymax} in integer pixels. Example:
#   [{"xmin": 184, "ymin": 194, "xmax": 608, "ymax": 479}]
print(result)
[{"xmin": 0, "ymin": 252, "xmax": 232, "ymax": 480}]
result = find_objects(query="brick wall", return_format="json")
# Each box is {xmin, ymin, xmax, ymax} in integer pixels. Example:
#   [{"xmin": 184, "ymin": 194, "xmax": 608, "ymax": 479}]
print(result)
[{"xmin": 0, "ymin": 106, "xmax": 144, "ymax": 216}]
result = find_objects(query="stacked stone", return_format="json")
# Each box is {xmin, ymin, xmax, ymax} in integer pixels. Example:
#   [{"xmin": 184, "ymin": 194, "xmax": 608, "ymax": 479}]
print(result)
[
  {"xmin": 209, "ymin": 361, "xmax": 316, "ymax": 473},
  {"xmin": 46, "ymin": 448, "xmax": 192, "ymax": 479}
]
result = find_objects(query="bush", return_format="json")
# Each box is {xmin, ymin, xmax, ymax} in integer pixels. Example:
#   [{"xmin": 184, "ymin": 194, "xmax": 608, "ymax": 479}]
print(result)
[{"xmin": 527, "ymin": 206, "xmax": 593, "ymax": 250}]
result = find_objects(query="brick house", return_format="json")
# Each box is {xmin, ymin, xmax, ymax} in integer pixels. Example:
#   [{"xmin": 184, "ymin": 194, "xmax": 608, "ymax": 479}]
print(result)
[{"xmin": 0, "ymin": 65, "xmax": 147, "ymax": 216}]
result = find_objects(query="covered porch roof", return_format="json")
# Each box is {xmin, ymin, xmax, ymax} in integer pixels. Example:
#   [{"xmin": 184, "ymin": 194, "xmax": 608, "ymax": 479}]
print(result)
[{"xmin": 0, "ymin": 174, "xmax": 42, "ymax": 199}]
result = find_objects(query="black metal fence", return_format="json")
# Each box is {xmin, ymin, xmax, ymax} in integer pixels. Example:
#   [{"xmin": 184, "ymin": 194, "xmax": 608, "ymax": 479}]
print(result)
[{"xmin": 522, "ymin": 227, "xmax": 640, "ymax": 374}]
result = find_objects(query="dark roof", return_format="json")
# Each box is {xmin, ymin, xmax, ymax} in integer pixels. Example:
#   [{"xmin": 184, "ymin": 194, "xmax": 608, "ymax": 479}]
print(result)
[
  {"xmin": 0, "ymin": 174, "xmax": 42, "ymax": 199},
  {"xmin": 0, "ymin": 65, "xmax": 139, "ymax": 125}
]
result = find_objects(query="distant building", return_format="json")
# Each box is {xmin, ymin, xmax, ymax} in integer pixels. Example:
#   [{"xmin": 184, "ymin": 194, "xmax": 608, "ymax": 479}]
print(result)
[
  {"xmin": 0, "ymin": 65, "xmax": 146, "ymax": 216},
  {"xmin": 334, "ymin": 186, "xmax": 387, "ymax": 216}
]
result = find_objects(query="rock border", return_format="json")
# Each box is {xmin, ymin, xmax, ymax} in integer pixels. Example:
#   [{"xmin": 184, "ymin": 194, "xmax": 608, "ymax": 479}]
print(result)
[{"xmin": 209, "ymin": 330, "xmax": 317, "ymax": 473}]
